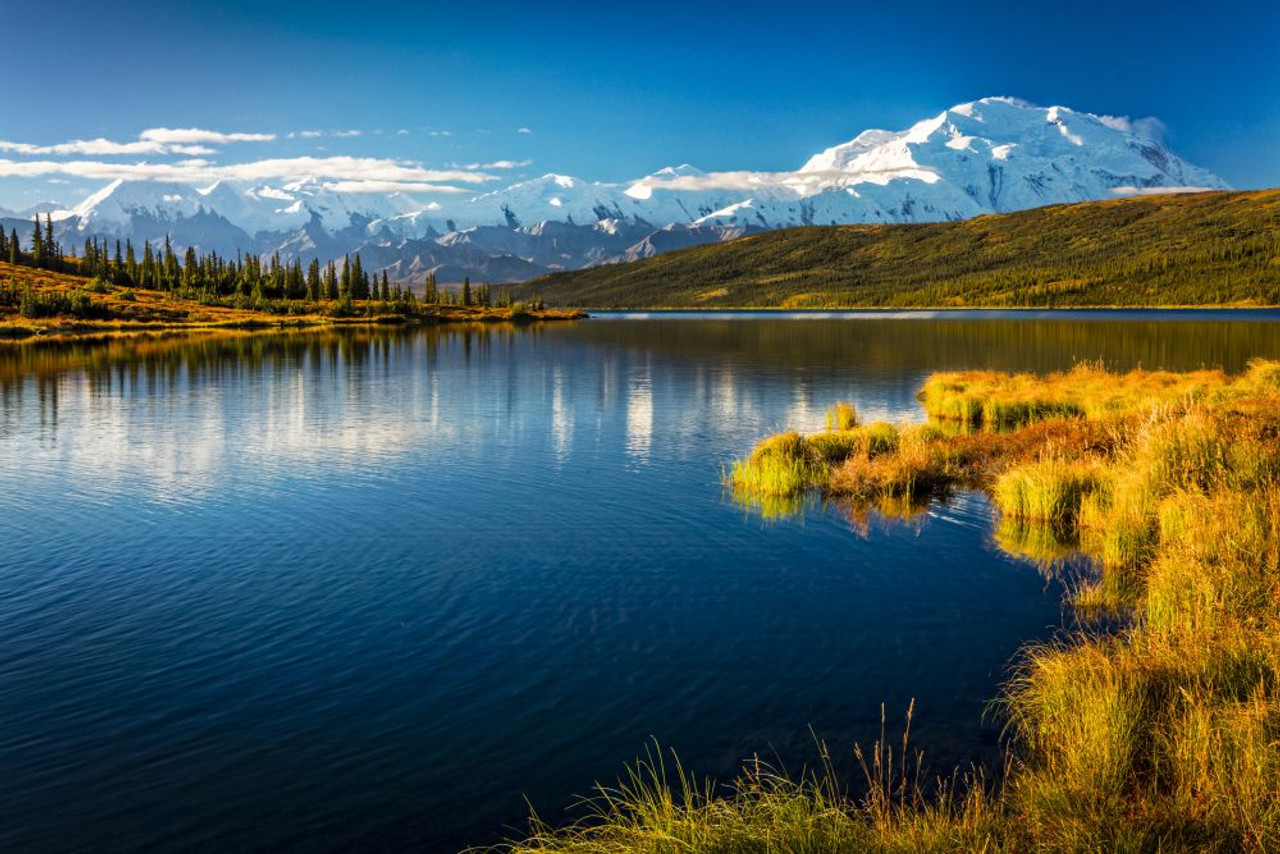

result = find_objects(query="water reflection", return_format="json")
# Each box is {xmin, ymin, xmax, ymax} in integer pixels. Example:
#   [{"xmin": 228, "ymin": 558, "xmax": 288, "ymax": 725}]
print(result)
[{"xmin": 2, "ymin": 313, "xmax": 1279, "ymax": 852}]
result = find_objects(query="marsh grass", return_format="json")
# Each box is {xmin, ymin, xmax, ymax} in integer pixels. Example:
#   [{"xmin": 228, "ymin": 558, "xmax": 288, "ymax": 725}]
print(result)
[
  {"xmin": 498, "ymin": 709, "xmax": 1009, "ymax": 854},
  {"xmin": 827, "ymin": 401, "xmax": 860, "ymax": 431},
  {"xmin": 515, "ymin": 363, "xmax": 1280, "ymax": 853}
]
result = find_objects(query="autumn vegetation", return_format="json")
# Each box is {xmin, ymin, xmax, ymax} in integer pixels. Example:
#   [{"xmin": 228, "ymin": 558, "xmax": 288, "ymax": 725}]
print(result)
[
  {"xmin": 0, "ymin": 221, "xmax": 578, "ymax": 339},
  {"xmin": 521, "ymin": 190, "xmax": 1280, "ymax": 308},
  {"xmin": 504, "ymin": 361, "xmax": 1280, "ymax": 852}
]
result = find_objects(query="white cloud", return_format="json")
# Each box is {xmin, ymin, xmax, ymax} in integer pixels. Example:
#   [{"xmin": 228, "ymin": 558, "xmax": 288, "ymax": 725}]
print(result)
[
  {"xmin": 287, "ymin": 129, "xmax": 363, "ymax": 140},
  {"xmin": 0, "ymin": 155, "xmax": 499, "ymax": 192},
  {"xmin": 0, "ymin": 138, "xmax": 214, "ymax": 156},
  {"xmin": 322, "ymin": 180, "xmax": 471, "ymax": 194},
  {"xmin": 1097, "ymin": 114, "xmax": 1167, "ymax": 142},
  {"xmin": 0, "ymin": 127, "xmax": 270, "ymax": 158},
  {"xmin": 428, "ymin": 130, "xmax": 454, "ymax": 137},
  {"xmin": 517, "ymin": 127, "xmax": 533, "ymax": 134},
  {"xmin": 1109, "ymin": 185, "xmax": 1218, "ymax": 197},
  {"xmin": 627, "ymin": 170, "xmax": 784, "ymax": 194},
  {"xmin": 464, "ymin": 159, "xmax": 533, "ymax": 170},
  {"xmin": 396, "ymin": 129, "xmax": 411, "ymax": 136},
  {"xmin": 139, "ymin": 127, "xmax": 276, "ymax": 144}
]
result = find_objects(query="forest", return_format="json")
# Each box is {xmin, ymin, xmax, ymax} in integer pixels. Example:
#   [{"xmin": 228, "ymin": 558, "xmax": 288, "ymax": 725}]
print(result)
[{"xmin": 0, "ymin": 214, "xmax": 552, "ymax": 329}]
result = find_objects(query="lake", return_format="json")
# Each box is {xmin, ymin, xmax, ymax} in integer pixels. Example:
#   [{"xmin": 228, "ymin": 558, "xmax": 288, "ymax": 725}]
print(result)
[{"xmin": 3, "ymin": 311, "xmax": 1280, "ymax": 852}]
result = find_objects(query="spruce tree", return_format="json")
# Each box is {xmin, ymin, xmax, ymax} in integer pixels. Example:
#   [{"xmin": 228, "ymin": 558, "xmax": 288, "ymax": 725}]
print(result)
[
  {"xmin": 44, "ymin": 215, "xmax": 57, "ymax": 269},
  {"xmin": 30, "ymin": 217, "xmax": 43, "ymax": 268},
  {"xmin": 183, "ymin": 246, "xmax": 198, "ymax": 289},
  {"xmin": 351, "ymin": 253, "xmax": 367, "ymax": 299},
  {"xmin": 124, "ymin": 240, "xmax": 137, "ymax": 284},
  {"xmin": 307, "ymin": 258, "xmax": 321, "ymax": 301},
  {"xmin": 326, "ymin": 260, "xmax": 339, "ymax": 300}
]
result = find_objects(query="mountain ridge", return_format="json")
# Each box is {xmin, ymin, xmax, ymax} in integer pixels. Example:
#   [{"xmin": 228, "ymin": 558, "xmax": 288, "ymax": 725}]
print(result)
[{"xmin": 17, "ymin": 97, "xmax": 1231, "ymax": 284}]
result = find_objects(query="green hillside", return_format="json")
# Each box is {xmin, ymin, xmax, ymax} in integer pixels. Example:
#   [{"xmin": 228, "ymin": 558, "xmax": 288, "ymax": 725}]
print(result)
[{"xmin": 521, "ymin": 190, "xmax": 1280, "ymax": 308}]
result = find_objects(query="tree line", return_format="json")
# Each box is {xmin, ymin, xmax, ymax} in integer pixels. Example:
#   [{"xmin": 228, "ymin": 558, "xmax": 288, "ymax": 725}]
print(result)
[
  {"xmin": 0, "ymin": 215, "xmax": 68, "ymax": 273},
  {"xmin": 0, "ymin": 215, "xmax": 548, "ymax": 316}
]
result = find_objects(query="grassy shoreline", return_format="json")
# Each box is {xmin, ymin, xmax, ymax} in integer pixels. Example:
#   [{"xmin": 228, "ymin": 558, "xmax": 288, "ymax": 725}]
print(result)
[
  {"xmin": 0, "ymin": 308, "xmax": 587, "ymax": 342},
  {"xmin": 0, "ymin": 260, "xmax": 584, "ymax": 343},
  {"xmin": 581, "ymin": 304, "xmax": 1280, "ymax": 312},
  {"xmin": 503, "ymin": 362, "xmax": 1280, "ymax": 852}
]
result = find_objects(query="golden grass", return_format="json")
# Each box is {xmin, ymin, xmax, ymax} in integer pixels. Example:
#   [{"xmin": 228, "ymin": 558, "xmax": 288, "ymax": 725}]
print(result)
[
  {"xmin": 515, "ymin": 363, "xmax": 1280, "ymax": 853},
  {"xmin": 0, "ymin": 261, "xmax": 584, "ymax": 340}
]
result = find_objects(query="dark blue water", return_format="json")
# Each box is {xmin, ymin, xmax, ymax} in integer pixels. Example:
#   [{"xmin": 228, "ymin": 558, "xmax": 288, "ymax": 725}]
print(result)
[{"xmin": 3, "ymin": 314, "xmax": 1279, "ymax": 852}]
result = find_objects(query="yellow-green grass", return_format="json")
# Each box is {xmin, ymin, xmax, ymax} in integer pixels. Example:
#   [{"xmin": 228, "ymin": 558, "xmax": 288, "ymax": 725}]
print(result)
[
  {"xmin": 516, "ymin": 189, "xmax": 1280, "ymax": 309},
  {"xmin": 507, "ymin": 363, "xmax": 1280, "ymax": 853},
  {"xmin": 500, "ymin": 717, "xmax": 1009, "ymax": 854},
  {"xmin": 0, "ymin": 260, "xmax": 584, "ymax": 340},
  {"xmin": 918, "ymin": 363, "xmax": 1227, "ymax": 426}
]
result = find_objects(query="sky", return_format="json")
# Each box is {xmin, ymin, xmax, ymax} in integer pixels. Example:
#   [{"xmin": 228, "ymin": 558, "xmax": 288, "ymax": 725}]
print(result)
[{"xmin": 4, "ymin": 0, "xmax": 1278, "ymax": 210}]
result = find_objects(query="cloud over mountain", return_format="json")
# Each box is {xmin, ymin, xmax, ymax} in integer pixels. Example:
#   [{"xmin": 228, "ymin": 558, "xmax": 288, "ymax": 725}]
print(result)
[{"xmin": 10, "ymin": 97, "xmax": 1229, "ymax": 285}]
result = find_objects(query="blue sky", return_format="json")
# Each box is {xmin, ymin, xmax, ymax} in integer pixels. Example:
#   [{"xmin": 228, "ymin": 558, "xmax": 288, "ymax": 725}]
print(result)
[{"xmin": 4, "ymin": 0, "xmax": 1277, "ymax": 209}]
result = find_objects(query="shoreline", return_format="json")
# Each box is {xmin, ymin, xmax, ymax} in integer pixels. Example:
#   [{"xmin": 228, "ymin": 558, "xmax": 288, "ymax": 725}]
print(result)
[
  {"xmin": 569, "ymin": 303, "xmax": 1280, "ymax": 313},
  {"xmin": 0, "ymin": 308, "xmax": 588, "ymax": 344}
]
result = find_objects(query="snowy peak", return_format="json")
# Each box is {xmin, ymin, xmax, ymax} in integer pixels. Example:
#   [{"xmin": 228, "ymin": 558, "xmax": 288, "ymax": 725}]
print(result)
[
  {"xmin": 787, "ymin": 96, "xmax": 1226, "ymax": 216},
  {"xmin": 648, "ymin": 164, "xmax": 707, "ymax": 179},
  {"xmin": 800, "ymin": 129, "xmax": 906, "ymax": 172},
  {"xmin": 71, "ymin": 179, "xmax": 209, "ymax": 228}
]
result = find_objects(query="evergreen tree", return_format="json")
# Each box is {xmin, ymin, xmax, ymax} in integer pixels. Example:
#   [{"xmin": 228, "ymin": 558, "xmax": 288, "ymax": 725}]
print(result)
[
  {"xmin": 183, "ymin": 246, "xmax": 198, "ymax": 289},
  {"xmin": 141, "ymin": 241, "xmax": 155, "ymax": 289},
  {"xmin": 350, "ymin": 253, "xmax": 367, "ymax": 299},
  {"xmin": 44, "ymin": 214, "xmax": 57, "ymax": 269},
  {"xmin": 30, "ymin": 216, "xmax": 43, "ymax": 268},
  {"xmin": 125, "ymin": 240, "xmax": 137, "ymax": 284},
  {"xmin": 306, "ymin": 258, "xmax": 321, "ymax": 301},
  {"xmin": 325, "ymin": 260, "xmax": 339, "ymax": 300}
]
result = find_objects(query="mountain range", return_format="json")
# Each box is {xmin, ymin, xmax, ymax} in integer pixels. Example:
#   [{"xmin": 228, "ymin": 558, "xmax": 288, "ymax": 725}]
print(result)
[{"xmin": 4, "ymin": 97, "xmax": 1230, "ymax": 284}]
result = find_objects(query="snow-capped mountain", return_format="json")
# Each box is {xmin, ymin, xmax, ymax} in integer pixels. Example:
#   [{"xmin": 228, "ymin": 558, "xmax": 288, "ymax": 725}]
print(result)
[{"xmin": 42, "ymin": 97, "xmax": 1229, "ymax": 282}]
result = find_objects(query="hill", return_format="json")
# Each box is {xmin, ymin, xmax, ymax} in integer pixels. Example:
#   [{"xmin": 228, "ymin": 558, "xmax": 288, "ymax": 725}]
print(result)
[{"xmin": 518, "ymin": 190, "xmax": 1280, "ymax": 308}]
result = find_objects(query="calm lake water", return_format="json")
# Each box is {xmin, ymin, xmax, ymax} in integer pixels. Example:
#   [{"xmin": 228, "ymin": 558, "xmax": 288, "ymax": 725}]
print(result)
[{"xmin": 3, "ymin": 311, "xmax": 1280, "ymax": 852}]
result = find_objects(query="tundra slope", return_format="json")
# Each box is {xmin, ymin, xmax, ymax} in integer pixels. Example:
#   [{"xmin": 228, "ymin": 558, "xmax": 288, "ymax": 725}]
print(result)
[{"xmin": 520, "ymin": 189, "xmax": 1280, "ymax": 308}]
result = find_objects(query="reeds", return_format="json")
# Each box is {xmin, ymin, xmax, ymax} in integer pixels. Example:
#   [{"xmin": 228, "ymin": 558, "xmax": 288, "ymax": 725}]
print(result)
[
  {"xmin": 496, "ymin": 714, "xmax": 1008, "ymax": 854},
  {"xmin": 519, "ymin": 361, "xmax": 1280, "ymax": 853}
]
